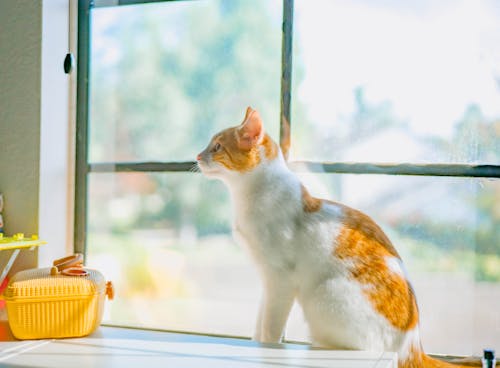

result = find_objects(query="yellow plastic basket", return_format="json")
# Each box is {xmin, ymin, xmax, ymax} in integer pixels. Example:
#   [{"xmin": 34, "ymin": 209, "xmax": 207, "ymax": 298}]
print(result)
[{"xmin": 4, "ymin": 254, "xmax": 113, "ymax": 340}]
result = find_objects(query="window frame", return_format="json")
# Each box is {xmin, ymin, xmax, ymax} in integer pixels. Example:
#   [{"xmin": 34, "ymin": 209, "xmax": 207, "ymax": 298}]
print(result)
[
  {"xmin": 75, "ymin": 0, "xmax": 500, "ymax": 346},
  {"xmin": 75, "ymin": 0, "xmax": 500, "ymax": 258}
]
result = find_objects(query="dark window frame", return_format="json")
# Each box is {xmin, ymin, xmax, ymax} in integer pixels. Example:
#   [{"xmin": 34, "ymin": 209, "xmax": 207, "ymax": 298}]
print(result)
[{"xmin": 75, "ymin": 0, "xmax": 500, "ymax": 256}]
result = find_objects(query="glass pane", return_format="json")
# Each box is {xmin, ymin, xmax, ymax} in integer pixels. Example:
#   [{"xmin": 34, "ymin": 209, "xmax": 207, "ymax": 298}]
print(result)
[
  {"xmin": 287, "ymin": 173, "xmax": 500, "ymax": 356},
  {"xmin": 292, "ymin": 0, "xmax": 500, "ymax": 164},
  {"xmin": 88, "ymin": 171, "xmax": 499, "ymax": 355},
  {"xmin": 90, "ymin": 0, "xmax": 282, "ymax": 163},
  {"xmin": 87, "ymin": 172, "xmax": 260, "ymax": 336}
]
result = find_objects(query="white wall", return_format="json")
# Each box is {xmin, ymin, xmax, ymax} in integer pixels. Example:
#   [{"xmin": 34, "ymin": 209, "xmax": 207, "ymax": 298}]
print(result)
[
  {"xmin": 39, "ymin": 0, "xmax": 74, "ymax": 267},
  {"xmin": 0, "ymin": 0, "xmax": 73, "ymax": 272}
]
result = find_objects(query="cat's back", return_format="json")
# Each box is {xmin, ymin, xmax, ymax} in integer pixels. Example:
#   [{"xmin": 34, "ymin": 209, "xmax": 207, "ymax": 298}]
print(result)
[
  {"xmin": 296, "ymin": 187, "xmax": 419, "ymax": 350},
  {"xmin": 298, "ymin": 185, "xmax": 400, "ymax": 261},
  {"xmin": 297, "ymin": 187, "xmax": 409, "ymax": 301}
]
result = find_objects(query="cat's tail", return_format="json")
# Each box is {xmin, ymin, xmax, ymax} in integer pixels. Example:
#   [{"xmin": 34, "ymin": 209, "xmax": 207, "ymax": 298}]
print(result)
[
  {"xmin": 398, "ymin": 331, "xmax": 486, "ymax": 368},
  {"xmin": 400, "ymin": 349, "xmax": 485, "ymax": 368}
]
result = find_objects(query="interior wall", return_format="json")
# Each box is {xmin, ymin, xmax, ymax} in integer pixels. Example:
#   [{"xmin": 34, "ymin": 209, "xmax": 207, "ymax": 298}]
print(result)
[
  {"xmin": 0, "ymin": 0, "xmax": 43, "ymax": 272},
  {"xmin": 39, "ymin": 0, "xmax": 72, "ymax": 267},
  {"xmin": 0, "ymin": 0, "xmax": 72, "ymax": 273}
]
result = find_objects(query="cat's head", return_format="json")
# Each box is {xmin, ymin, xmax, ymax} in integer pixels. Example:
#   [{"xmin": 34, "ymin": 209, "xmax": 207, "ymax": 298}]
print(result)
[{"xmin": 197, "ymin": 107, "xmax": 279, "ymax": 180}]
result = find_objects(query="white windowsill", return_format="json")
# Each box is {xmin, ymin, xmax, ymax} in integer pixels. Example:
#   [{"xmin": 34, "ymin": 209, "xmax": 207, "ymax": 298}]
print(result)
[{"xmin": 0, "ymin": 325, "xmax": 397, "ymax": 368}]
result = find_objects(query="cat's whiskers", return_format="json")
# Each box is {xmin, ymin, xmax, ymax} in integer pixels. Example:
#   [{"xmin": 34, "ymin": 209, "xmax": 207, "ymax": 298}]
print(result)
[{"xmin": 189, "ymin": 162, "xmax": 201, "ymax": 173}]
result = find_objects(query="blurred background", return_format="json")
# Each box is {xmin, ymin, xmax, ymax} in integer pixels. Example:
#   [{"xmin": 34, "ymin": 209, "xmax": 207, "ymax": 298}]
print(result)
[{"xmin": 87, "ymin": 0, "xmax": 499, "ymax": 355}]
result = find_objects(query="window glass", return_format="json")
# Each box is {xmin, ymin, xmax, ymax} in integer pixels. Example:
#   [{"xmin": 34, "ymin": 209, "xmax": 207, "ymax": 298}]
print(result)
[
  {"xmin": 87, "ymin": 171, "xmax": 499, "ymax": 355},
  {"xmin": 287, "ymin": 173, "xmax": 500, "ymax": 355},
  {"xmin": 87, "ymin": 172, "xmax": 260, "ymax": 336},
  {"xmin": 90, "ymin": 0, "xmax": 282, "ymax": 163},
  {"xmin": 291, "ymin": 0, "xmax": 500, "ymax": 163},
  {"xmin": 85, "ymin": 0, "xmax": 499, "ymax": 357}
]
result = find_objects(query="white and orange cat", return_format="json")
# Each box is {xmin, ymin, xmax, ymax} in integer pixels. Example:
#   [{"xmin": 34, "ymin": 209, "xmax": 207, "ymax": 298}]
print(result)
[{"xmin": 197, "ymin": 107, "xmax": 474, "ymax": 368}]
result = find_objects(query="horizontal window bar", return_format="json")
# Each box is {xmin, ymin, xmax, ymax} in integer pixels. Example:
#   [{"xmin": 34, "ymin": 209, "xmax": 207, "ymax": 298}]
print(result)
[
  {"xmin": 90, "ymin": 162, "xmax": 196, "ymax": 172},
  {"xmin": 88, "ymin": 161, "xmax": 500, "ymax": 178},
  {"xmin": 289, "ymin": 161, "xmax": 500, "ymax": 178},
  {"xmin": 93, "ymin": 0, "xmax": 189, "ymax": 8}
]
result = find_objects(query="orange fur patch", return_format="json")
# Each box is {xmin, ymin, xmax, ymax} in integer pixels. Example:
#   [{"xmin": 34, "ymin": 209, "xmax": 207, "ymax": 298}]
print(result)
[
  {"xmin": 262, "ymin": 134, "xmax": 278, "ymax": 160},
  {"xmin": 301, "ymin": 185, "xmax": 322, "ymax": 213},
  {"xmin": 335, "ymin": 204, "xmax": 400, "ymax": 258},
  {"xmin": 400, "ymin": 346, "xmax": 425, "ymax": 368},
  {"xmin": 280, "ymin": 115, "xmax": 291, "ymax": 160},
  {"xmin": 211, "ymin": 129, "xmax": 278, "ymax": 172},
  {"xmin": 333, "ymin": 205, "xmax": 419, "ymax": 331}
]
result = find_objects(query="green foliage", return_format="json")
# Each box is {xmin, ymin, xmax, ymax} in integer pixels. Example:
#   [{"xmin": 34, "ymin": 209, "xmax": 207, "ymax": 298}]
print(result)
[
  {"xmin": 90, "ymin": 0, "xmax": 282, "ymax": 240},
  {"xmin": 91, "ymin": 0, "xmax": 281, "ymax": 162}
]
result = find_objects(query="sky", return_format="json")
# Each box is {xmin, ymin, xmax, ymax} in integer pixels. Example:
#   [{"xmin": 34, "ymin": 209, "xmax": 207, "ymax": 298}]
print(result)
[{"xmin": 294, "ymin": 0, "xmax": 500, "ymax": 138}]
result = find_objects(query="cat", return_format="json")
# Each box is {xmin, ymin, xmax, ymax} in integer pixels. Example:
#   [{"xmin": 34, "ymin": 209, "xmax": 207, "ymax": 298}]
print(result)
[{"xmin": 197, "ymin": 107, "xmax": 478, "ymax": 368}]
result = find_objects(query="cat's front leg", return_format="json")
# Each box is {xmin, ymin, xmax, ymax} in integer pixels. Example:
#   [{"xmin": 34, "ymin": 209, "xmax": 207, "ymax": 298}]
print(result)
[
  {"xmin": 253, "ymin": 302, "xmax": 264, "ymax": 341},
  {"xmin": 254, "ymin": 275, "xmax": 295, "ymax": 344}
]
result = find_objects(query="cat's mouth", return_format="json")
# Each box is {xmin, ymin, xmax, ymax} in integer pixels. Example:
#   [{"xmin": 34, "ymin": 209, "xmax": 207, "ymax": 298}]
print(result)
[{"xmin": 197, "ymin": 161, "xmax": 221, "ymax": 176}]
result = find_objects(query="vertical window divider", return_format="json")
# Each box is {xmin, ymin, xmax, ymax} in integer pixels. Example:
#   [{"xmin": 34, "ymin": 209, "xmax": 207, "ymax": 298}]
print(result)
[
  {"xmin": 280, "ymin": 0, "xmax": 294, "ymax": 160},
  {"xmin": 74, "ymin": 0, "xmax": 93, "ymax": 255}
]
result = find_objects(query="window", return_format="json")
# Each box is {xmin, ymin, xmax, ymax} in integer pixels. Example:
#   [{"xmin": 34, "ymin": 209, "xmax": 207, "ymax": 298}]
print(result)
[
  {"xmin": 76, "ymin": 0, "xmax": 500, "ymax": 355},
  {"xmin": 78, "ymin": 0, "xmax": 282, "ymax": 338}
]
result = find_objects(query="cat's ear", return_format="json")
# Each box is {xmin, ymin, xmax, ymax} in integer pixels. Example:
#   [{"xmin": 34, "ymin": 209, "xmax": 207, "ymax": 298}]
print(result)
[
  {"xmin": 237, "ymin": 107, "xmax": 264, "ymax": 150},
  {"xmin": 244, "ymin": 106, "xmax": 253, "ymax": 121}
]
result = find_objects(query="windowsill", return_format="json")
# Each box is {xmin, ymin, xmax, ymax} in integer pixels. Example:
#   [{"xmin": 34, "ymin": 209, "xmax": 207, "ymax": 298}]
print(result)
[{"xmin": 0, "ymin": 324, "xmax": 397, "ymax": 367}]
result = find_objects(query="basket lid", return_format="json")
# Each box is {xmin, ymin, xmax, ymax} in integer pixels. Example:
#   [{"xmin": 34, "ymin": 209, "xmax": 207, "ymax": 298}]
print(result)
[{"xmin": 4, "ymin": 267, "xmax": 106, "ymax": 299}]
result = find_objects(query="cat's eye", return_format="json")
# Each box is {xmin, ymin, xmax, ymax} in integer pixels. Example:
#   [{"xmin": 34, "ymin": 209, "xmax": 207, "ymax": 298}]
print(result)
[{"xmin": 211, "ymin": 143, "xmax": 221, "ymax": 153}]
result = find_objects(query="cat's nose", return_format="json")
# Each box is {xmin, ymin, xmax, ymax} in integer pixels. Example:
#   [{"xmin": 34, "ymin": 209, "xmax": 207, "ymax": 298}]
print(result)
[{"xmin": 196, "ymin": 153, "xmax": 202, "ymax": 161}]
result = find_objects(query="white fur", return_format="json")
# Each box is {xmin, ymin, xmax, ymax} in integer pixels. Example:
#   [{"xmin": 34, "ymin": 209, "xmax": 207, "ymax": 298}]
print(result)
[
  {"xmin": 386, "ymin": 256, "xmax": 406, "ymax": 278},
  {"xmin": 198, "ymin": 143, "xmax": 420, "ymax": 357}
]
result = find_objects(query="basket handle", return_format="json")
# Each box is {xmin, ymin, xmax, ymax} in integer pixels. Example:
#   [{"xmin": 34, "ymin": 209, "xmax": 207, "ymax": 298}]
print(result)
[
  {"xmin": 106, "ymin": 281, "xmax": 114, "ymax": 300},
  {"xmin": 61, "ymin": 267, "xmax": 89, "ymax": 277},
  {"xmin": 52, "ymin": 254, "xmax": 84, "ymax": 274}
]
